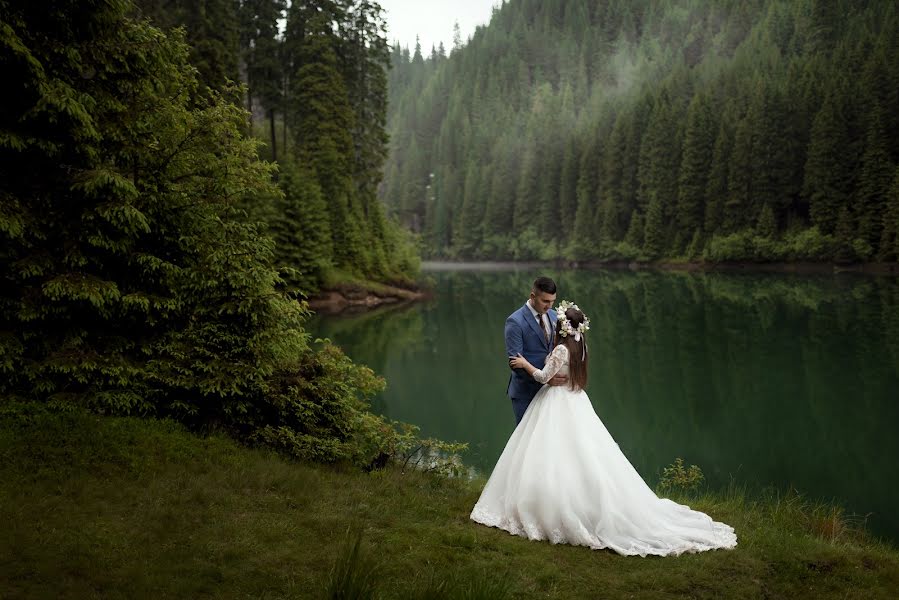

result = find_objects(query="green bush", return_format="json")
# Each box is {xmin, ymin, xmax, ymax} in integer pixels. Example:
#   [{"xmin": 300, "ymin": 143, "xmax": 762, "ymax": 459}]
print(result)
[
  {"xmin": 657, "ymin": 457, "xmax": 705, "ymax": 494},
  {"xmin": 704, "ymin": 231, "xmax": 757, "ymax": 262},
  {"xmin": 783, "ymin": 227, "xmax": 836, "ymax": 261},
  {"xmin": 508, "ymin": 226, "xmax": 543, "ymax": 261}
]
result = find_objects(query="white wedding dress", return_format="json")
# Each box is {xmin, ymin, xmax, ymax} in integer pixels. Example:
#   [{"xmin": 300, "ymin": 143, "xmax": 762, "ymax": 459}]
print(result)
[{"xmin": 470, "ymin": 344, "xmax": 738, "ymax": 556}]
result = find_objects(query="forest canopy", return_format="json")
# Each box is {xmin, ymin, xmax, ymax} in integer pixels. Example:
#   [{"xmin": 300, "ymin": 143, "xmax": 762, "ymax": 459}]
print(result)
[{"xmin": 383, "ymin": 0, "xmax": 899, "ymax": 264}]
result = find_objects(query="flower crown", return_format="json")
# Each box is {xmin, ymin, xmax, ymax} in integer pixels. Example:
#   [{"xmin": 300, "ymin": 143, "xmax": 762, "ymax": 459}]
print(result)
[{"xmin": 556, "ymin": 300, "xmax": 590, "ymax": 342}]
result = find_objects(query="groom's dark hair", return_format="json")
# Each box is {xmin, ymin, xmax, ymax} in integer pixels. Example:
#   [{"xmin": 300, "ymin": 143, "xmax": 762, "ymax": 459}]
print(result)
[{"xmin": 533, "ymin": 276, "xmax": 557, "ymax": 294}]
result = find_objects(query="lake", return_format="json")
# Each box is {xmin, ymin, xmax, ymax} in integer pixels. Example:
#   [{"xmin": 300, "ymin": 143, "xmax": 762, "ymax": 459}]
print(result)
[{"xmin": 309, "ymin": 266, "xmax": 899, "ymax": 545}]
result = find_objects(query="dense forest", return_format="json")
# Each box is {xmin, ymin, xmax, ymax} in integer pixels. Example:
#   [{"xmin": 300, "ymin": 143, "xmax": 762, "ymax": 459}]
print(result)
[
  {"xmin": 0, "ymin": 0, "xmax": 432, "ymax": 467},
  {"xmin": 384, "ymin": 0, "xmax": 899, "ymax": 263},
  {"xmin": 133, "ymin": 0, "xmax": 419, "ymax": 291}
]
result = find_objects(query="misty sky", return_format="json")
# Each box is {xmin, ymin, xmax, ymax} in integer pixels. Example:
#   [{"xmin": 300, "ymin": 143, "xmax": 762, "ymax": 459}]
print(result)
[{"xmin": 377, "ymin": 0, "xmax": 500, "ymax": 54}]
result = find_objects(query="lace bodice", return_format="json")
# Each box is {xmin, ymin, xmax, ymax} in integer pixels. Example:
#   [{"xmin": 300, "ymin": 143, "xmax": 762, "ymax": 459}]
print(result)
[{"xmin": 532, "ymin": 344, "xmax": 569, "ymax": 383}]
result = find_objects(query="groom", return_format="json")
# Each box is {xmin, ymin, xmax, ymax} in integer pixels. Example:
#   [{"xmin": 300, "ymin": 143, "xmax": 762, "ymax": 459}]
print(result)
[{"xmin": 505, "ymin": 276, "xmax": 567, "ymax": 424}]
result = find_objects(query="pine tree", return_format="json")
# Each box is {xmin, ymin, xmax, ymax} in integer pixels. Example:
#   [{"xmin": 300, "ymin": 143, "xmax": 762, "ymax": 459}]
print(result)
[
  {"xmin": 455, "ymin": 160, "xmax": 484, "ymax": 256},
  {"xmin": 572, "ymin": 132, "xmax": 600, "ymax": 256},
  {"xmin": 726, "ymin": 109, "xmax": 755, "ymax": 232},
  {"xmin": 855, "ymin": 107, "xmax": 893, "ymax": 255},
  {"xmin": 558, "ymin": 142, "xmax": 579, "ymax": 235},
  {"xmin": 343, "ymin": 0, "xmax": 393, "ymax": 275},
  {"xmin": 599, "ymin": 110, "xmax": 630, "ymax": 244},
  {"xmin": 677, "ymin": 93, "xmax": 715, "ymax": 238},
  {"xmin": 133, "ymin": 0, "xmax": 241, "ymax": 92},
  {"xmin": 643, "ymin": 194, "xmax": 665, "ymax": 259},
  {"xmin": 285, "ymin": 1, "xmax": 364, "ymax": 270},
  {"xmin": 879, "ymin": 167, "xmax": 899, "ymax": 262},
  {"xmin": 803, "ymin": 90, "xmax": 853, "ymax": 234},
  {"xmin": 624, "ymin": 209, "xmax": 644, "ymax": 249},
  {"xmin": 636, "ymin": 88, "xmax": 681, "ymax": 254},
  {"xmin": 834, "ymin": 205, "xmax": 856, "ymax": 262},
  {"xmin": 757, "ymin": 203, "xmax": 777, "ymax": 239},
  {"xmin": 705, "ymin": 119, "xmax": 733, "ymax": 234},
  {"xmin": 240, "ymin": 0, "xmax": 287, "ymax": 158},
  {"xmin": 483, "ymin": 149, "xmax": 515, "ymax": 251},
  {"xmin": 272, "ymin": 159, "xmax": 331, "ymax": 290},
  {"xmin": 514, "ymin": 136, "xmax": 542, "ymax": 232}
]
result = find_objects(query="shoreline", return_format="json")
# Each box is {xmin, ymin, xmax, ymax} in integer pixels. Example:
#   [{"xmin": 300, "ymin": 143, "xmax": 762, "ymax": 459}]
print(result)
[
  {"xmin": 307, "ymin": 281, "xmax": 430, "ymax": 314},
  {"xmin": 309, "ymin": 258, "xmax": 899, "ymax": 315},
  {"xmin": 422, "ymin": 259, "xmax": 899, "ymax": 275}
]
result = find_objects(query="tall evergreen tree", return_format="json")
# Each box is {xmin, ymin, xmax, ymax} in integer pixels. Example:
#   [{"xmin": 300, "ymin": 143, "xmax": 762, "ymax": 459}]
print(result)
[
  {"xmin": 678, "ymin": 93, "xmax": 715, "ymax": 238},
  {"xmin": 133, "ymin": 0, "xmax": 241, "ymax": 91},
  {"xmin": 272, "ymin": 159, "xmax": 331, "ymax": 290},
  {"xmin": 705, "ymin": 119, "xmax": 733, "ymax": 235},
  {"xmin": 803, "ymin": 90, "xmax": 853, "ymax": 234},
  {"xmin": 879, "ymin": 167, "xmax": 899, "ymax": 262},
  {"xmin": 239, "ymin": 0, "xmax": 286, "ymax": 158},
  {"xmin": 636, "ymin": 88, "xmax": 681, "ymax": 250},
  {"xmin": 855, "ymin": 107, "xmax": 894, "ymax": 256},
  {"xmin": 285, "ymin": 0, "xmax": 365, "ymax": 269}
]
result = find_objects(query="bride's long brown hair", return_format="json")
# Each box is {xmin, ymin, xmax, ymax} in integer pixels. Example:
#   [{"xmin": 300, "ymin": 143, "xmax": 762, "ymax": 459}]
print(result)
[{"xmin": 554, "ymin": 307, "xmax": 588, "ymax": 391}]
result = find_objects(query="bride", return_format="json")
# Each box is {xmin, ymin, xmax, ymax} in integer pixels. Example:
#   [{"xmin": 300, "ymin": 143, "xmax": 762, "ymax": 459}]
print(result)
[{"xmin": 470, "ymin": 301, "xmax": 738, "ymax": 557}]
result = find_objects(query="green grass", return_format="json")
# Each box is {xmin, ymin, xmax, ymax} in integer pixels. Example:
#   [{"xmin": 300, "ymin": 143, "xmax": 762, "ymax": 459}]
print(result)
[{"xmin": 1, "ymin": 408, "xmax": 897, "ymax": 599}]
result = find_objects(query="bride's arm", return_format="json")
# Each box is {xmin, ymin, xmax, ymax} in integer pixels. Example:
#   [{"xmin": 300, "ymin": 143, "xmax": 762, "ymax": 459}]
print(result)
[{"xmin": 509, "ymin": 345, "xmax": 568, "ymax": 384}]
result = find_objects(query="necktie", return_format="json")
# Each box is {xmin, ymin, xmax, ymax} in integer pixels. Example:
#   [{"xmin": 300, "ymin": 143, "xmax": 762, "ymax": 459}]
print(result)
[{"xmin": 537, "ymin": 314, "xmax": 549, "ymax": 343}]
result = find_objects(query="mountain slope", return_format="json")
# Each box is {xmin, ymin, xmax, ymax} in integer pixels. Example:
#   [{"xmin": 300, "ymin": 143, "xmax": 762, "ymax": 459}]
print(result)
[{"xmin": 382, "ymin": 0, "xmax": 899, "ymax": 263}]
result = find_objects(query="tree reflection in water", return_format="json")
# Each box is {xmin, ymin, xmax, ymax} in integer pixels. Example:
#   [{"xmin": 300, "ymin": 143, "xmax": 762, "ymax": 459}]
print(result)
[{"xmin": 311, "ymin": 268, "xmax": 899, "ymax": 544}]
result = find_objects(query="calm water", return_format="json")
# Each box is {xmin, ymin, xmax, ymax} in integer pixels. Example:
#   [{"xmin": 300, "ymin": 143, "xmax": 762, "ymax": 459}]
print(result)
[{"xmin": 310, "ymin": 267, "xmax": 899, "ymax": 544}]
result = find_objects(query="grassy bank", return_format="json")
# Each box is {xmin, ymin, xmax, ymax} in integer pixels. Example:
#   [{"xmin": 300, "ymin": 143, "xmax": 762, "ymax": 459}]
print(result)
[
  {"xmin": 307, "ymin": 269, "xmax": 428, "ymax": 314},
  {"xmin": 1, "ymin": 409, "xmax": 897, "ymax": 599}
]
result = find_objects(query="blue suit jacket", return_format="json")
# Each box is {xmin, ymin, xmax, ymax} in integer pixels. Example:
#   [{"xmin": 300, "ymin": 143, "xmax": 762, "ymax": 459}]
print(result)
[{"xmin": 505, "ymin": 303, "xmax": 557, "ymax": 401}]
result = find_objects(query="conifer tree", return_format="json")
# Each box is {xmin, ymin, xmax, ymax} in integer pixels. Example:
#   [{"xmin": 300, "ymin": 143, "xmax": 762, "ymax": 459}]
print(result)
[
  {"xmin": 133, "ymin": 0, "xmax": 241, "ymax": 92},
  {"xmin": 803, "ymin": 90, "xmax": 853, "ymax": 234},
  {"xmin": 757, "ymin": 203, "xmax": 777, "ymax": 239},
  {"xmin": 726, "ymin": 111, "xmax": 755, "ymax": 232},
  {"xmin": 624, "ymin": 209, "xmax": 644, "ymax": 249},
  {"xmin": 834, "ymin": 205, "xmax": 856, "ymax": 262},
  {"xmin": 272, "ymin": 159, "xmax": 331, "ymax": 290},
  {"xmin": 879, "ymin": 167, "xmax": 899, "ymax": 262},
  {"xmin": 855, "ymin": 107, "xmax": 893, "ymax": 256},
  {"xmin": 572, "ymin": 133, "xmax": 601, "ymax": 256},
  {"xmin": 239, "ymin": 0, "xmax": 286, "ymax": 157},
  {"xmin": 558, "ymin": 142, "xmax": 580, "ymax": 235},
  {"xmin": 455, "ymin": 160, "xmax": 485, "ymax": 256},
  {"xmin": 678, "ymin": 93, "xmax": 715, "ymax": 238},
  {"xmin": 285, "ymin": 1, "xmax": 365, "ymax": 269},
  {"xmin": 705, "ymin": 119, "xmax": 733, "ymax": 234},
  {"xmin": 643, "ymin": 195, "xmax": 665, "ymax": 259}
]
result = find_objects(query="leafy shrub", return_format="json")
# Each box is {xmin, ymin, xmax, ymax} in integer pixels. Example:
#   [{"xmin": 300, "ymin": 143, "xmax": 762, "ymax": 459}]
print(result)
[
  {"xmin": 658, "ymin": 458, "xmax": 705, "ymax": 494},
  {"xmin": 703, "ymin": 231, "xmax": 757, "ymax": 262},
  {"xmin": 603, "ymin": 241, "xmax": 642, "ymax": 261},
  {"xmin": 783, "ymin": 226, "xmax": 836, "ymax": 261}
]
